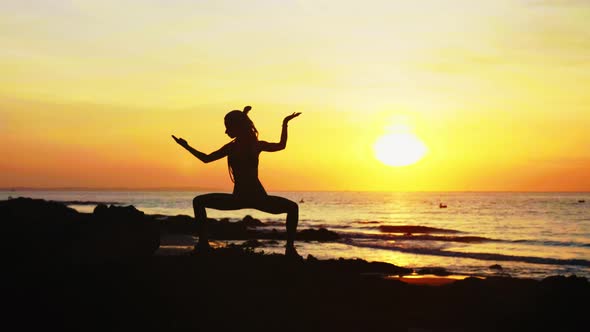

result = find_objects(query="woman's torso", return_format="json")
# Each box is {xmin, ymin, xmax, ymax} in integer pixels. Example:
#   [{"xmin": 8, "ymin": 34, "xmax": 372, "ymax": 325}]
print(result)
[{"xmin": 227, "ymin": 140, "xmax": 267, "ymax": 199}]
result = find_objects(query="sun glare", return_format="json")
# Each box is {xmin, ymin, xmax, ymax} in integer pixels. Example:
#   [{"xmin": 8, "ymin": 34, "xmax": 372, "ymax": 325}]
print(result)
[{"xmin": 374, "ymin": 132, "xmax": 428, "ymax": 167}]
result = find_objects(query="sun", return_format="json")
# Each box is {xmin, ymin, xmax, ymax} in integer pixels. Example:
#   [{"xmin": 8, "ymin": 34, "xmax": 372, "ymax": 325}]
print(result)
[{"xmin": 373, "ymin": 132, "xmax": 428, "ymax": 167}]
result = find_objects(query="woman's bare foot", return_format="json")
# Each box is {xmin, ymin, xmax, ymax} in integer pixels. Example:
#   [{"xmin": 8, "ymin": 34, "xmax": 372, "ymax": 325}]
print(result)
[
  {"xmin": 192, "ymin": 241, "xmax": 213, "ymax": 255},
  {"xmin": 285, "ymin": 244, "xmax": 302, "ymax": 259}
]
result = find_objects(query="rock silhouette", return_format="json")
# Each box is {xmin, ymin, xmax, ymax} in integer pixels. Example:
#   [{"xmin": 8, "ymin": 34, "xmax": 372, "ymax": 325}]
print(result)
[
  {"xmin": 2, "ymin": 197, "xmax": 589, "ymax": 331},
  {"xmin": 1, "ymin": 197, "xmax": 339, "ymax": 262}
]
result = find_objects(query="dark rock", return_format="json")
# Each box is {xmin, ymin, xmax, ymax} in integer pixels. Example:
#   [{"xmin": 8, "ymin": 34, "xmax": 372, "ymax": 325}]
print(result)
[
  {"xmin": 87, "ymin": 204, "xmax": 160, "ymax": 260},
  {"xmin": 208, "ymin": 218, "xmax": 250, "ymax": 240},
  {"xmin": 1, "ymin": 197, "xmax": 159, "ymax": 261},
  {"xmin": 1, "ymin": 197, "xmax": 83, "ymax": 258},
  {"xmin": 297, "ymin": 227, "xmax": 339, "ymax": 241},
  {"xmin": 93, "ymin": 203, "xmax": 145, "ymax": 222},
  {"xmin": 240, "ymin": 215, "xmax": 264, "ymax": 228},
  {"xmin": 307, "ymin": 257, "xmax": 412, "ymax": 276},
  {"xmin": 241, "ymin": 239, "xmax": 264, "ymax": 248},
  {"xmin": 417, "ymin": 267, "xmax": 451, "ymax": 276},
  {"xmin": 489, "ymin": 264, "xmax": 503, "ymax": 270},
  {"xmin": 5, "ymin": 234, "xmax": 590, "ymax": 331},
  {"xmin": 541, "ymin": 275, "xmax": 589, "ymax": 289},
  {"xmin": 93, "ymin": 203, "xmax": 109, "ymax": 215},
  {"xmin": 159, "ymin": 214, "xmax": 197, "ymax": 234},
  {"xmin": 1, "ymin": 196, "xmax": 79, "ymax": 222}
]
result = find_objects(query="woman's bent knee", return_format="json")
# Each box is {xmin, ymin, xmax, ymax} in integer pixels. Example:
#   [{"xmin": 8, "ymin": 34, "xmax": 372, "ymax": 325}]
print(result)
[
  {"xmin": 288, "ymin": 200, "xmax": 299, "ymax": 214},
  {"xmin": 193, "ymin": 195, "xmax": 206, "ymax": 207}
]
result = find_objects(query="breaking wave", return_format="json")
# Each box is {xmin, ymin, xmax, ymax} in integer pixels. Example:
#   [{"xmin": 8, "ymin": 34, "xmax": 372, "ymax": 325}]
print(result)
[{"xmin": 349, "ymin": 241, "xmax": 590, "ymax": 267}]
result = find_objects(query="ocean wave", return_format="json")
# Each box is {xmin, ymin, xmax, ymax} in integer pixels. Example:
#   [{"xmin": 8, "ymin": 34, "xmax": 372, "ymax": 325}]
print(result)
[
  {"xmin": 350, "ymin": 242, "xmax": 590, "ymax": 267},
  {"xmin": 340, "ymin": 232, "xmax": 497, "ymax": 243},
  {"xmin": 395, "ymin": 234, "xmax": 494, "ymax": 243},
  {"xmin": 378, "ymin": 225, "xmax": 462, "ymax": 234},
  {"xmin": 513, "ymin": 239, "xmax": 590, "ymax": 248},
  {"xmin": 261, "ymin": 220, "xmax": 354, "ymax": 230},
  {"xmin": 62, "ymin": 200, "xmax": 123, "ymax": 205}
]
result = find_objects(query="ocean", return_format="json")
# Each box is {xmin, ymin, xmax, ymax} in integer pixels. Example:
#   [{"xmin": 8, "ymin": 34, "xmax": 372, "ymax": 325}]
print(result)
[{"xmin": 2, "ymin": 190, "xmax": 589, "ymax": 280}]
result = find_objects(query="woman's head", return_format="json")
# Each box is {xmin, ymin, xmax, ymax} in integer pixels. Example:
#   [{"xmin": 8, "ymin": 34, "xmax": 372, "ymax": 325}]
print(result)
[{"xmin": 224, "ymin": 106, "xmax": 258, "ymax": 140}]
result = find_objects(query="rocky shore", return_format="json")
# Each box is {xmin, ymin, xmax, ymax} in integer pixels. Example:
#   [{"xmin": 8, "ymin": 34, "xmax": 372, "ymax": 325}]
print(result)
[{"xmin": 2, "ymin": 197, "xmax": 588, "ymax": 331}]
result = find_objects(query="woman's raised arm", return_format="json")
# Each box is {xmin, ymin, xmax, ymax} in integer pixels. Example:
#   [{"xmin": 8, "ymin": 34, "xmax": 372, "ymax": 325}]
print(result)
[
  {"xmin": 172, "ymin": 135, "xmax": 229, "ymax": 163},
  {"xmin": 259, "ymin": 112, "xmax": 301, "ymax": 152}
]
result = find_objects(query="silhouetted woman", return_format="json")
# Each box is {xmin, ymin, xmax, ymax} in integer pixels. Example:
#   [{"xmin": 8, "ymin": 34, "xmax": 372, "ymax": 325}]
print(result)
[{"xmin": 172, "ymin": 106, "xmax": 302, "ymax": 257}]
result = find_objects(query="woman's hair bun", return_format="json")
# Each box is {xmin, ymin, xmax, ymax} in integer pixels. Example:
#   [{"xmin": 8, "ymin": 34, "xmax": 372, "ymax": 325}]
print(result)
[{"xmin": 243, "ymin": 105, "xmax": 252, "ymax": 114}]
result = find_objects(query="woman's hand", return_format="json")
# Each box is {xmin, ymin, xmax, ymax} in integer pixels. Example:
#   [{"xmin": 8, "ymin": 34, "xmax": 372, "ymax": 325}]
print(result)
[
  {"xmin": 171, "ymin": 135, "xmax": 188, "ymax": 148},
  {"xmin": 283, "ymin": 112, "xmax": 302, "ymax": 125}
]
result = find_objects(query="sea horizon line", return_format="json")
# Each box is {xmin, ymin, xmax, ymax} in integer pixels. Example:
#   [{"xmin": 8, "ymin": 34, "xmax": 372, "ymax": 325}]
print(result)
[{"xmin": 1, "ymin": 187, "xmax": 589, "ymax": 194}]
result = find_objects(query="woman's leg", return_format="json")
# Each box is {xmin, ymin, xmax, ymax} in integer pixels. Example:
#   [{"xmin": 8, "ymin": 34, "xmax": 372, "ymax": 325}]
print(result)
[
  {"xmin": 192, "ymin": 193, "xmax": 243, "ymax": 248},
  {"xmin": 253, "ymin": 196, "xmax": 299, "ymax": 253}
]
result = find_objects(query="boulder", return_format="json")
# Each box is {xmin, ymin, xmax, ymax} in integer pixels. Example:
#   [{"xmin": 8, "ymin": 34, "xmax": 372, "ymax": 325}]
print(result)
[
  {"xmin": 86, "ymin": 204, "xmax": 160, "ymax": 260},
  {"xmin": 0, "ymin": 198, "xmax": 160, "ymax": 261},
  {"xmin": 297, "ymin": 228, "xmax": 339, "ymax": 242},
  {"xmin": 0, "ymin": 197, "xmax": 83, "ymax": 258},
  {"xmin": 240, "ymin": 215, "xmax": 264, "ymax": 228}
]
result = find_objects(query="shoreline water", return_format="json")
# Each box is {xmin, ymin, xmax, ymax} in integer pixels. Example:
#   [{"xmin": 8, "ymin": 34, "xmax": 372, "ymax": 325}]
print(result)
[{"xmin": 2, "ymin": 190, "xmax": 589, "ymax": 280}]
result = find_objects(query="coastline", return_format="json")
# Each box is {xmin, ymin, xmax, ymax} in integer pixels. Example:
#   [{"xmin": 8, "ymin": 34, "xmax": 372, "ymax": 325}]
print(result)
[
  {"xmin": 7, "ymin": 247, "xmax": 589, "ymax": 331},
  {"xmin": 2, "ymin": 197, "xmax": 589, "ymax": 331},
  {"xmin": 5, "ymin": 195, "xmax": 590, "ymax": 279}
]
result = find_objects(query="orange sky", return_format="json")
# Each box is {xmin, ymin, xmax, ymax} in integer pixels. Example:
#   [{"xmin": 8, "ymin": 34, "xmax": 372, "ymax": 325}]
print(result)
[{"xmin": 1, "ymin": 1, "xmax": 589, "ymax": 191}]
